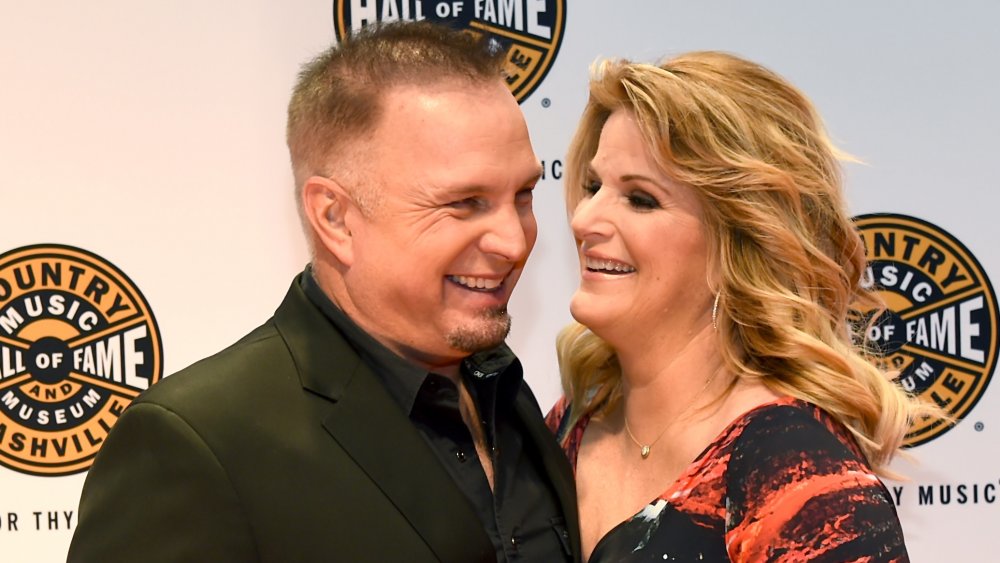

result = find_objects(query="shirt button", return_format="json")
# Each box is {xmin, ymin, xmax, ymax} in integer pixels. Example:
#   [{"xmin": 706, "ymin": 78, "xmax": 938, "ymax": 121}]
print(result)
[{"xmin": 455, "ymin": 450, "xmax": 467, "ymax": 462}]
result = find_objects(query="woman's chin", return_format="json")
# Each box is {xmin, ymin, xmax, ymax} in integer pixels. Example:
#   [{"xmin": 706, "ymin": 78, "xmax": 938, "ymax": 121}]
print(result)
[{"xmin": 569, "ymin": 298, "xmax": 622, "ymax": 340}]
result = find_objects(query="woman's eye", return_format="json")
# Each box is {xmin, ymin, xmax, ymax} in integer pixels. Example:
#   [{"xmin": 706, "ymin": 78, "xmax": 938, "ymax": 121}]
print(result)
[
  {"xmin": 582, "ymin": 181, "xmax": 601, "ymax": 196},
  {"xmin": 627, "ymin": 191, "xmax": 660, "ymax": 210}
]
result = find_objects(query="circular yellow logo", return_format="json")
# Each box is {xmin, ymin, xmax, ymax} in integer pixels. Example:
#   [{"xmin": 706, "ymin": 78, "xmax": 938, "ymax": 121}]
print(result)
[
  {"xmin": 332, "ymin": 0, "xmax": 566, "ymax": 103},
  {"xmin": 853, "ymin": 214, "xmax": 997, "ymax": 447},
  {"xmin": 0, "ymin": 244, "xmax": 162, "ymax": 475}
]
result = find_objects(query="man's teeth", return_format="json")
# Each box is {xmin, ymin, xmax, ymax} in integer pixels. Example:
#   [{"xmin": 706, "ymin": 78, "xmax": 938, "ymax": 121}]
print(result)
[
  {"xmin": 449, "ymin": 275, "xmax": 502, "ymax": 290},
  {"xmin": 586, "ymin": 257, "xmax": 636, "ymax": 273}
]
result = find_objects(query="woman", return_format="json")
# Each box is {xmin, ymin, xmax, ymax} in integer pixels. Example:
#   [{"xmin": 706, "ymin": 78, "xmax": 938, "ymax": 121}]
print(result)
[{"xmin": 547, "ymin": 51, "xmax": 934, "ymax": 562}]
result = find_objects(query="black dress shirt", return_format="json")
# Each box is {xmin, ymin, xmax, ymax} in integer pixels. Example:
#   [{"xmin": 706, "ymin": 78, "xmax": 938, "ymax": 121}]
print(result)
[{"xmin": 302, "ymin": 271, "xmax": 572, "ymax": 562}]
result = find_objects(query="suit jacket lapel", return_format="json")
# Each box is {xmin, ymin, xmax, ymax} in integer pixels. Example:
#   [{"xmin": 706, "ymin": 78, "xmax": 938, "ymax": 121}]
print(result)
[
  {"xmin": 273, "ymin": 280, "xmax": 495, "ymax": 563},
  {"xmin": 320, "ymin": 366, "xmax": 495, "ymax": 563}
]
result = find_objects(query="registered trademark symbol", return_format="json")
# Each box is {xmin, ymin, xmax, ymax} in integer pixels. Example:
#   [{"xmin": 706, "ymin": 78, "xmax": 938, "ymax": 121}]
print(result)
[
  {"xmin": 974, "ymin": 421, "xmax": 985, "ymax": 432},
  {"xmin": 541, "ymin": 98, "xmax": 551, "ymax": 108}
]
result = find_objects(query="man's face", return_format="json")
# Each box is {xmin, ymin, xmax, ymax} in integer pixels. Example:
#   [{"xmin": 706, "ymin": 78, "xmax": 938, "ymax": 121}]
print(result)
[{"xmin": 340, "ymin": 80, "xmax": 541, "ymax": 370}]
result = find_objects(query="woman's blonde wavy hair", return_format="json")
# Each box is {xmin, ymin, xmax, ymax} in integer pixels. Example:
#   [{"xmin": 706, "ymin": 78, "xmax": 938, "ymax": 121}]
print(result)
[{"xmin": 558, "ymin": 51, "xmax": 936, "ymax": 475}]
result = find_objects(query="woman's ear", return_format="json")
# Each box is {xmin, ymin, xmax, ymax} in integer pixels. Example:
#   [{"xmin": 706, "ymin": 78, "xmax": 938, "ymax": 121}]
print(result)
[{"xmin": 302, "ymin": 176, "xmax": 355, "ymax": 266}]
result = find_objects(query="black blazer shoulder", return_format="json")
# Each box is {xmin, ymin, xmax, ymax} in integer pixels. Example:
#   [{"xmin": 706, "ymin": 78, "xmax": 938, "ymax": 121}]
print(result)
[{"xmin": 70, "ymin": 278, "xmax": 580, "ymax": 562}]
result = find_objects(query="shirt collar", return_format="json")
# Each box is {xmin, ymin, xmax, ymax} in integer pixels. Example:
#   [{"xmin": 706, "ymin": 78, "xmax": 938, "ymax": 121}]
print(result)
[{"xmin": 300, "ymin": 267, "xmax": 522, "ymax": 414}]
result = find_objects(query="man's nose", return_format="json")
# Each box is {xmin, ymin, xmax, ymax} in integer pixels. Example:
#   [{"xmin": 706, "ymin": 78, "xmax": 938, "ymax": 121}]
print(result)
[{"xmin": 480, "ymin": 205, "xmax": 534, "ymax": 262}]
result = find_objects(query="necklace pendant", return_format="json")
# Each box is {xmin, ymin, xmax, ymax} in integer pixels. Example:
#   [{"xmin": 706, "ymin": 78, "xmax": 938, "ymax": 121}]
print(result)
[{"xmin": 640, "ymin": 445, "xmax": 651, "ymax": 459}]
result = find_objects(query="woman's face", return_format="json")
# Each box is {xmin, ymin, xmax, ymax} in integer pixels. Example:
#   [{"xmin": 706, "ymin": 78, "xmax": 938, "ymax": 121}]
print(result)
[{"xmin": 569, "ymin": 110, "xmax": 714, "ymax": 347}]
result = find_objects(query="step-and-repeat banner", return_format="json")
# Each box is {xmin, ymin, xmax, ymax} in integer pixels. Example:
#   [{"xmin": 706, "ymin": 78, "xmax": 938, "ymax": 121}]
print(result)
[{"xmin": 2, "ymin": 2, "xmax": 996, "ymax": 560}]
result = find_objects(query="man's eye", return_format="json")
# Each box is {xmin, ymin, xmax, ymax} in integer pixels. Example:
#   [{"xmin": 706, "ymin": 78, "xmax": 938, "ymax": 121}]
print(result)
[
  {"xmin": 627, "ymin": 191, "xmax": 660, "ymax": 210},
  {"xmin": 582, "ymin": 181, "xmax": 601, "ymax": 196},
  {"xmin": 516, "ymin": 188, "xmax": 535, "ymax": 206},
  {"xmin": 449, "ymin": 197, "xmax": 485, "ymax": 210}
]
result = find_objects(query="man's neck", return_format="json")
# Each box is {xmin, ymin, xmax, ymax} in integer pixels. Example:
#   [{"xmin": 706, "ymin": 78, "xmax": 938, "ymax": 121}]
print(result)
[{"xmin": 311, "ymin": 260, "xmax": 467, "ymax": 382}]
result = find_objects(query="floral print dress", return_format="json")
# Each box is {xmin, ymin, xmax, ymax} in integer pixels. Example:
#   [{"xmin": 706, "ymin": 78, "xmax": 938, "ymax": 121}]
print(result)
[{"xmin": 546, "ymin": 397, "xmax": 909, "ymax": 562}]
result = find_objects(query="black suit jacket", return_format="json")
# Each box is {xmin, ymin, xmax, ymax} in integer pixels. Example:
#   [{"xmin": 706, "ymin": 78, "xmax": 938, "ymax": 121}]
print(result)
[{"xmin": 68, "ymin": 279, "xmax": 580, "ymax": 562}]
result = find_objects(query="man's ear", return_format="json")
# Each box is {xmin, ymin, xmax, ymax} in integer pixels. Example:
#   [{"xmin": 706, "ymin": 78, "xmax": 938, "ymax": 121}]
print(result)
[{"xmin": 302, "ymin": 176, "xmax": 356, "ymax": 267}]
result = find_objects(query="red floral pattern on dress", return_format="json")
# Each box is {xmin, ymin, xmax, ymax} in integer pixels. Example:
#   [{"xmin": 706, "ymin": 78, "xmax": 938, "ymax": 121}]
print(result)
[{"xmin": 546, "ymin": 397, "xmax": 908, "ymax": 562}]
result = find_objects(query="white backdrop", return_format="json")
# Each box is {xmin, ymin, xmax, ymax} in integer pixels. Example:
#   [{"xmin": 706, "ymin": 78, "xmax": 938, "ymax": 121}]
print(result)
[{"xmin": 2, "ymin": 1, "xmax": 997, "ymax": 561}]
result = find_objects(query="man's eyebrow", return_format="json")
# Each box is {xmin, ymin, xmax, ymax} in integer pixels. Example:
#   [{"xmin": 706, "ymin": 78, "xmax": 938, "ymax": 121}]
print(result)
[
  {"xmin": 438, "ymin": 171, "xmax": 543, "ymax": 198},
  {"xmin": 437, "ymin": 184, "xmax": 489, "ymax": 199},
  {"xmin": 523, "ymin": 166, "xmax": 543, "ymax": 186}
]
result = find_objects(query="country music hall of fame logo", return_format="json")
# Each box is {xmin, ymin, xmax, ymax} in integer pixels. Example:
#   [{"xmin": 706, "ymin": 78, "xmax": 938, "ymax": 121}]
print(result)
[
  {"xmin": 853, "ymin": 214, "xmax": 997, "ymax": 447},
  {"xmin": 0, "ymin": 244, "xmax": 162, "ymax": 476},
  {"xmin": 333, "ymin": 0, "xmax": 566, "ymax": 103}
]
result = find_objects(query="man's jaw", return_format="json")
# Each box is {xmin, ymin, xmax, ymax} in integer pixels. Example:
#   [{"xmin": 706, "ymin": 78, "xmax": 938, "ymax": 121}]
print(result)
[
  {"xmin": 445, "ymin": 307, "xmax": 512, "ymax": 353},
  {"xmin": 443, "ymin": 272, "xmax": 515, "ymax": 352}
]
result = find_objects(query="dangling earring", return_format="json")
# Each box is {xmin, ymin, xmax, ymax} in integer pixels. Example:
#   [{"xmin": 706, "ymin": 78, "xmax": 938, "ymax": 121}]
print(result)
[{"xmin": 712, "ymin": 292, "xmax": 720, "ymax": 331}]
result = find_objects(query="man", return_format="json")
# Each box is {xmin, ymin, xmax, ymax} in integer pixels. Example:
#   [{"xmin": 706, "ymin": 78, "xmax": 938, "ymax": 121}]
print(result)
[{"xmin": 69, "ymin": 22, "xmax": 579, "ymax": 562}]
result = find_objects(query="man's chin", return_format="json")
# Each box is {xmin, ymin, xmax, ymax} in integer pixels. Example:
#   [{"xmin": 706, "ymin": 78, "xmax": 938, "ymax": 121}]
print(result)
[{"xmin": 446, "ymin": 310, "xmax": 511, "ymax": 353}]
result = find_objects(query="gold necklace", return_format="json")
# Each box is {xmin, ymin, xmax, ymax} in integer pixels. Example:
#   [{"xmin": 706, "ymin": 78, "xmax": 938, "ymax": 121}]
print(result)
[{"xmin": 623, "ymin": 375, "xmax": 716, "ymax": 459}]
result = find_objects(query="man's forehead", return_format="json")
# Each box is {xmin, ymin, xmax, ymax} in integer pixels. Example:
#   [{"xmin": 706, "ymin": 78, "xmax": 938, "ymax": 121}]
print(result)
[{"xmin": 340, "ymin": 78, "xmax": 536, "ymax": 201}]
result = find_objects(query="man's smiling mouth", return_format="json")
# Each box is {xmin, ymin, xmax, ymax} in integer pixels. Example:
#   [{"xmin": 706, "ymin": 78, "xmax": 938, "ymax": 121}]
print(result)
[{"xmin": 447, "ymin": 275, "xmax": 503, "ymax": 291}]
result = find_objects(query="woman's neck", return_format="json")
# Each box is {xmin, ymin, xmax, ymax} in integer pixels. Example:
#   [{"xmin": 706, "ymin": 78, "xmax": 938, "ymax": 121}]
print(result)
[{"xmin": 614, "ymin": 323, "xmax": 727, "ymax": 441}]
